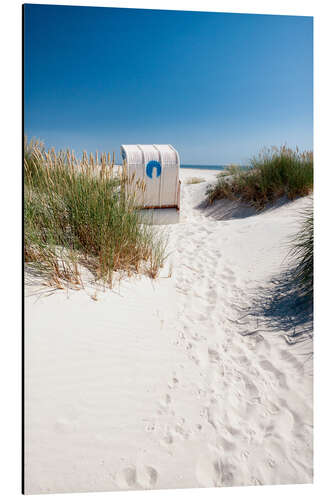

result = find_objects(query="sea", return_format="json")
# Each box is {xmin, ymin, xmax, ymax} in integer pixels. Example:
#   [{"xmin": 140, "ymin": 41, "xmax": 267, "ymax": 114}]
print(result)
[{"xmin": 180, "ymin": 164, "xmax": 248, "ymax": 171}]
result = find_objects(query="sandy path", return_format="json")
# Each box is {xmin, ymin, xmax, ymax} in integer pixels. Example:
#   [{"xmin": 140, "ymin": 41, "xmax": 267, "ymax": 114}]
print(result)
[
  {"xmin": 24, "ymin": 171, "xmax": 313, "ymax": 493},
  {"xmin": 162, "ymin": 175, "xmax": 313, "ymax": 487}
]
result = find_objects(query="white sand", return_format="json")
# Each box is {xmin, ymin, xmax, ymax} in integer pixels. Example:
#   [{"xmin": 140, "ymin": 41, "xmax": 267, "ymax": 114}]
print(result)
[{"xmin": 24, "ymin": 169, "xmax": 313, "ymax": 493}]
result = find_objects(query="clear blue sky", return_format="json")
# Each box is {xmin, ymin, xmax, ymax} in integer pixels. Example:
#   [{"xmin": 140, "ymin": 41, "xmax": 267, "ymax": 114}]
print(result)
[{"xmin": 24, "ymin": 4, "xmax": 313, "ymax": 165}]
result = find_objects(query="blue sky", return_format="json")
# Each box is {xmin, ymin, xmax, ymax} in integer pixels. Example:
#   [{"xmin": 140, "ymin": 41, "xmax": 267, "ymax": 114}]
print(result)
[{"xmin": 24, "ymin": 4, "xmax": 313, "ymax": 165}]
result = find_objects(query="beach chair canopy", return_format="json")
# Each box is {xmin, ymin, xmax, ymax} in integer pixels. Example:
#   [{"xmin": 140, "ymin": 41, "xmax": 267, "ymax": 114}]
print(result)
[{"xmin": 121, "ymin": 144, "xmax": 180, "ymax": 208}]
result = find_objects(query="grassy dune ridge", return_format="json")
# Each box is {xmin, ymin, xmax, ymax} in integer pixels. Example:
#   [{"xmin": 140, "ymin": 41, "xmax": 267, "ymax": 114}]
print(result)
[
  {"xmin": 24, "ymin": 138, "xmax": 167, "ymax": 288},
  {"xmin": 206, "ymin": 146, "xmax": 314, "ymax": 300},
  {"xmin": 206, "ymin": 146, "xmax": 313, "ymax": 209}
]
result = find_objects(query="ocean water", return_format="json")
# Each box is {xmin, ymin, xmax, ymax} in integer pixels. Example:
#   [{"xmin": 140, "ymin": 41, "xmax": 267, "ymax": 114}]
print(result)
[
  {"xmin": 180, "ymin": 164, "xmax": 228, "ymax": 171},
  {"xmin": 181, "ymin": 164, "xmax": 249, "ymax": 171}
]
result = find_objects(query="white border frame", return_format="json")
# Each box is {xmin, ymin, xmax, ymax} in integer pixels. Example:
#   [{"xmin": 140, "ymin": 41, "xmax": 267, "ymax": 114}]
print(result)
[{"xmin": 1, "ymin": 1, "xmax": 332, "ymax": 498}]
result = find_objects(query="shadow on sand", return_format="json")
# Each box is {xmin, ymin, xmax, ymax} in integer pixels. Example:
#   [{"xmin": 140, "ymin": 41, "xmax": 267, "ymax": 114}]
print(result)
[
  {"xmin": 244, "ymin": 269, "xmax": 313, "ymax": 344},
  {"xmin": 24, "ymin": 264, "xmax": 61, "ymax": 298},
  {"xmin": 195, "ymin": 196, "xmax": 292, "ymax": 221}
]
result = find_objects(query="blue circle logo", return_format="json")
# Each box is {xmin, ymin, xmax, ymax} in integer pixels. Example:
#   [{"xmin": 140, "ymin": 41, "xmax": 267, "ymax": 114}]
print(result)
[{"xmin": 146, "ymin": 160, "xmax": 161, "ymax": 179}]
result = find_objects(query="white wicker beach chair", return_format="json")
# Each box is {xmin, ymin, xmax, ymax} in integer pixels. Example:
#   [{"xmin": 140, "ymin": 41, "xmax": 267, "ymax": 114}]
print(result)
[{"xmin": 120, "ymin": 144, "xmax": 181, "ymax": 212}]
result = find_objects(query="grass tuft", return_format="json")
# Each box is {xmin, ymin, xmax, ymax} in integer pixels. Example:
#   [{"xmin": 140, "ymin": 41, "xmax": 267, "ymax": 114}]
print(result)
[
  {"xmin": 185, "ymin": 177, "xmax": 205, "ymax": 184},
  {"xmin": 206, "ymin": 146, "xmax": 313, "ymax": 209},
  {"xmin": 24, "ymin": 138, "xmax": 167, "ymax": 288},
  {"xmin": 289, "ymin": 204, "xmax": 313, "ymax": 299}
]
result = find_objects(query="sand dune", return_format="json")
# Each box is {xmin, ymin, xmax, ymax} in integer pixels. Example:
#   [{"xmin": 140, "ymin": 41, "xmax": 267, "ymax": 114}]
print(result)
[{"xmin": 24, "ymin": 169, "xmax": 313, "ymax": 493}]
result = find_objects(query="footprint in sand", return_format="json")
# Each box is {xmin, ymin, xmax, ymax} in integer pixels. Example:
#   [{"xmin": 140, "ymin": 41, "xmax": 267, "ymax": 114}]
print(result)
[
  {"xmin": 117, "ymin": 467, "xmax": 136, "ymax": 488},
  {"xmin": 226, "ymin": 425, "xmax": 241, "ymax": 437},
  {"xmin": 205, "ymin": 400, "xmax": 222, "ymax": 430},
  {"xmin": 195, "ymin": 454, "xmax": 236, "ymax": 487},
  {"xmin": 161, "ymin": 427, "xmax": 174, "ymax": 446},
  {"xmin": 137, "ymin": 466, "xmax": 158, "ymax": 488},
  {"xmin": 206, "ymin": 287, "xmax": 218, "ymax": 304},
  {"xmin": 144, "ymin": 420, "xmax": 156, "ymax": 432},
  {"xmin": 279, "ymin": 349, "xmax": 305, "ymax": 377},
  {"xmin": 168, "ymin": 374, "xmax": 179, "ymax": 389},
  {"xmin": 259, "ymin": 360, "xmax": 288, "ymax": 389},
  {"xmin": 158, "ymin": 393, "xmax": 174, "ymax": 416},
  {"xmin": 174, "ymin": 423, "xmax": 190, "ymax": 440},
  {"xmin": 117, "ymin": 465, "xmax": 158, "ymax": 489},
  {"xmin": 242, "ymin": 373, "xmax": 260, "ymax": 398},
  {"xmin": 195, "ymin": 455, "xmax": 223, "ymax": 487},
  {"xmin": 217, "ymin": 436, "xmax": 236, "ymax": 452}
]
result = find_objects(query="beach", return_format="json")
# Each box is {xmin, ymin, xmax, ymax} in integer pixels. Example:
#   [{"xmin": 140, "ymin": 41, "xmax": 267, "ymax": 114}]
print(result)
[{"xmin": 24, "ymin": 168, "xmax": 313, "ymax": 493}]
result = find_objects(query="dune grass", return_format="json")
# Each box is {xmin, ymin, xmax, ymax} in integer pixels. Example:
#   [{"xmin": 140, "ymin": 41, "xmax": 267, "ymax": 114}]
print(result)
[
  {"xmin": 24, "ymin": 138, "xmax": 167, "ymax": 288},
  {"xmin": 185, "ymin": 176, "xmax": 205, "ymax": 185},
  {"xmin": 206, "ymin": 146, "xmax": 313, "ymax": 209},
  {"xmin": 290, "ymin": 204, "xmax": 313, "ymax": 300},
  {"xmin": 215, "ymin": 165, "xmax": 242, "ymax": 179}
]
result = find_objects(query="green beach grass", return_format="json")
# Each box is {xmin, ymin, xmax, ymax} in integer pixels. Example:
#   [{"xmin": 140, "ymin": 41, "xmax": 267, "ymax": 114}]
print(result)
[
  {"xmin": 290, "ymin": 204, "xmax": 313, "ymax": 299},
  {"xmin": 24, "ymin": 138, "xmax": 167, "ymax": 288},
  {"xmin": 206, "ymin": 146, "xmax": 313, "ymax": 209}
]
